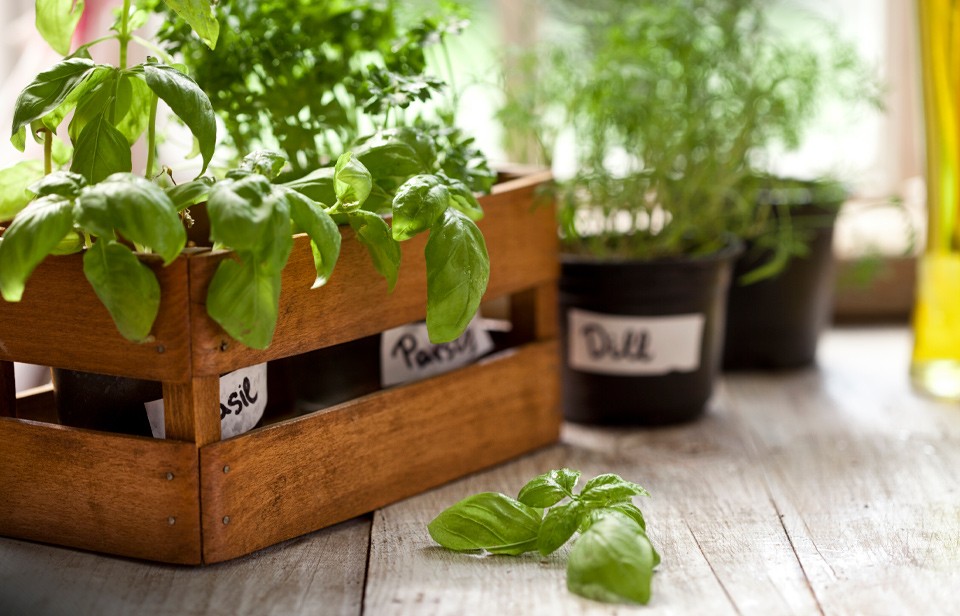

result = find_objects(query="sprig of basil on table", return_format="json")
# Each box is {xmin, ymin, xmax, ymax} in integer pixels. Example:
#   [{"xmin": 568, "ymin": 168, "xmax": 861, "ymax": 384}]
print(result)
[{"xmin": 428, "ymin": 469, "xmax": 659, "ymax": 605}]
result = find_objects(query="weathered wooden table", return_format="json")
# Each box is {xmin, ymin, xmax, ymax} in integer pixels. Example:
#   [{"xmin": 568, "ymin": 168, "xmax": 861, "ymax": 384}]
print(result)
[{"xmin": 1, "ymin": 326, "xmax": 958, "ymax": 615}]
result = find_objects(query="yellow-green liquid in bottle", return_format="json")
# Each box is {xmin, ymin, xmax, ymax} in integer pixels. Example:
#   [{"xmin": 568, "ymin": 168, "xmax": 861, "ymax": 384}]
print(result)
[{"xmin": 911, "ymin": 0, "xmax": 960, "ymax": 399}]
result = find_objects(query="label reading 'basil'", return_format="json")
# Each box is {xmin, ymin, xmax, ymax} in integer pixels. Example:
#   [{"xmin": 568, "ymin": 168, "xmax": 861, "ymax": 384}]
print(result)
[
  {"xmin": 144, "ymin": 362, "xmax": 268, "ymax": 439},
  {"xmin": 381, "ymin": 318, "xmax": 495, "ymax": 387},
  {"xmin": 568, "ymin": 308, "xmax": 704, "ymax": 376}
]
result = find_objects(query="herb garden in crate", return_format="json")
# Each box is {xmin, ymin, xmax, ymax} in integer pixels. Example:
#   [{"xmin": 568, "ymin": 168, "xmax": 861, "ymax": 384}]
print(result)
[{"xmin": 0, "ymin": 0, "xmax": 560, "ymax": 564}]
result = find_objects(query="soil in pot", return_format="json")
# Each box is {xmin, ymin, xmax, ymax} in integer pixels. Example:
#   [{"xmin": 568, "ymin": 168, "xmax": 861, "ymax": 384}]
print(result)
[
  {"xmin": 559, "ymin": 244, "xmax": 740, "ymax": 426},
  {"xmin": 723, "ymin": 203, "xmax": 838, "ymax": 370}
]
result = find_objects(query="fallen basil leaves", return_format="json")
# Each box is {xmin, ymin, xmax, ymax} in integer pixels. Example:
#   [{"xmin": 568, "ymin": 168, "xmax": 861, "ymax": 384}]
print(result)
[{"xmin": 428, "ymin": 469, "xmax": 659, "ymax": 605}]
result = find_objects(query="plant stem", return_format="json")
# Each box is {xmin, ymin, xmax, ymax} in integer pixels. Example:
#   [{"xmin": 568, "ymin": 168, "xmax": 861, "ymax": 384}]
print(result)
[
  {"xmin": 112, "ymin": 0, "xmax": 132, "ymax": 125},
  {"xmin": 440, "ymin": 38, "xmax": 459, "ymax": 111},
  {"xmin": 42, "ymin": 129, "xmax": 52, "ymax": 175},
  {"xmin": 145, "ymin": 93, "xmax": 159, "ymax": 178},
  {"xmin": 131, "ymin": 35, "xmax": 176, "ymax": 64}
]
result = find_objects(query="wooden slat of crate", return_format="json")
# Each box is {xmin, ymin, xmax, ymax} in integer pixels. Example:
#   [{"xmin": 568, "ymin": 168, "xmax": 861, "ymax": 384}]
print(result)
[
  {"xmin": 0, "ymin": 417, "xmax": 202, "ymax": 564},
  {"xmin": 198, "ymin": 340, "xmax": 560, "ymax": 564},
  {"xmin": 186, "ymin": 172, "xmax": 558, "ymax": 376},
  {"xmin": 0, "ymin": 255, "xmax": 193, "ymax": 382}
]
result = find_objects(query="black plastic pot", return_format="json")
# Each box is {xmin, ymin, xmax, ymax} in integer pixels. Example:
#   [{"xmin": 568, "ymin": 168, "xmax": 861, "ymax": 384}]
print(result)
[
  {"xmin": 283, "ymin": 334, "xmax": 382, "ymax": 412},
  {"xmin": 52, "ymin": 368, "xmax": 160, "ymax": 436},
  {"xmin": 723, "ymin": 205, "xmax": 838, "ymax": 370},
  {"xmin": 559, "ymin": 244, "xmax": 740, "ymax": 426}
]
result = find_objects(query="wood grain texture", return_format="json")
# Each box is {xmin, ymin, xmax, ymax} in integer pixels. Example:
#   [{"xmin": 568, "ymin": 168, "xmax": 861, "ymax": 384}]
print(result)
[
  {"xmin": 0, "ymin": 254, "xmax": 193, "ymax": 382},
  {"xmin": 0, "ymin": 361, "xmax": 13, "ymax": 417},
  {"xmin": 186, "ymin": 172, "xmax": 558, "ymax": 376},
  {"xmin": 162, "ymin": 377, "xmax": 221, "ymax": 445},
  {"xmin": 199, "ymin": 340, "xmax": 561, "ymax": 564},
  {"xmin": 0, "ymin": 418, "xmax": 201, "ymax": 564},
  {"xmin": 0, "ymin": 516, "xmax": 370, "ymax": 616}
]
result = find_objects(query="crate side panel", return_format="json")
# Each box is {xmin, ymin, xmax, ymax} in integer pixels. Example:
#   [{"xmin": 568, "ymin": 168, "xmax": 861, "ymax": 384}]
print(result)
[
  {"xmin": 0, "ymin": 418, "xmax": 201, "ymax": 564},
  {"xmin": 188, "ymin": 176, "xmax": 559, "ymax": 375},
  {"xmin": 0, "ymin": 255, "xmax": 193, "ymax": 382},
  {"xmin": 199, "ymin": 340, "xmax": 560, "ymax": 563}
]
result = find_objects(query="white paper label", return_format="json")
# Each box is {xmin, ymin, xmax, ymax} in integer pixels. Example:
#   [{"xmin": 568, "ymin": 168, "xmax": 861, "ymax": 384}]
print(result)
[
  {"xmin": 380, "ymin": 318, "xmax": 495, "ymax": 387},
  {"xmin": 568, "ymin": 308, "xmax": 704, "ymax": 376},
  {"xmin": 145, "ymin": 363, "xmax": 268, "ymax": 439}
]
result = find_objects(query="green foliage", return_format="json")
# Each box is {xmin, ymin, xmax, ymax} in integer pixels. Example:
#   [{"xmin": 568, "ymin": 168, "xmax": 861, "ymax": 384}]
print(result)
[
  {"xmin": 429, "ymin": 469, "xmax": 659, "ymax": 605},
  {"xmin": 35, "ymin": 0, "xmax": 86, "ymax": 55},
  {"xmin": 499, "ymin": 0, "xmax": 878, "ymax": 261}
]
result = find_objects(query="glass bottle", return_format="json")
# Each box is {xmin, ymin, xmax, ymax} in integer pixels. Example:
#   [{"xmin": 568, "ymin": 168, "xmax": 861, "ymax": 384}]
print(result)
[{"xmin": 911, "ymin": 0, "xmax": 960, "ymax": 399}]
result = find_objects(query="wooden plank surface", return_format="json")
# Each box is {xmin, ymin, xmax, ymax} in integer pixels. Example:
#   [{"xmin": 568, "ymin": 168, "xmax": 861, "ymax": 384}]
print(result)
[
  {"xmin": 0, "ymin": 254, "xmax": 193, "ymax": 382},
  {"xmin": 162, "ymin": 376, "xmax": 221, "ymax": 445},
  {"xmin": 199, "ymin": 341, "xmax": 561, "ymax": 563},
  {"xmin": 0, "ymin": 517, "xmax": 370, "ymax": 616},
  {"xmin": 0, "ymin": 419, "xmax": 202, "ymax": 564},
  {"xmin": 187, "ymin": 172, "xmax": 558, "ymax": 376}
]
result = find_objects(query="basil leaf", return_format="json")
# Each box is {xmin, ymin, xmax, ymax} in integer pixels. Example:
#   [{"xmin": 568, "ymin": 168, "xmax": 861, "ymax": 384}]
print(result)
[
  {"xmin": 391, "ymin": 127, "xmax": 437, "ymax": 170},
  {"xmin": 445, "ymin": 177, "xmax": 484, "ymax": 222},
  {"xmin": 11, "ymin": 57, "xmax": 96, "ymax": 150},
  {"xmin": 207, "ymin": 174, "xmax": 277, "ymax": 251},
  {"xmin": 82, "ymin": 239, "xmax": 161, "ymax": 342},
  {"xmin": 0, "ymin": 195, "xmax": 75, "ymax": 301},
  {"xmin": 347, "ymin": 210, "xmax": 400, "ymax": 292},
  {"xmin": 566, "ymin": 512, "xmax": 656, "ymax": 605},
  {"xmin": 283, "ymin": 166, "xmax": 334, "ymax": 206},
  {"xmin": 356, "ymin": 141, "xmax": 426, "ymax": 179},
  {"xmin": 518, "ymin": 469, "xmax": 582, "ymax": 508},
  {"xmin": 538, "ymin": 501, "xmax": 583, "ymax": 556},
  {"xmin": 0, "ymin": 161, "xmax": 44, "ymax": 221},
  {"xmin": 235, "ymin": 150, "xmax": 287, "ymax": 180},
  {"xmin": 428, "ymin": 492, "xmax": 542, "ymax": 556},
  {"xmin": 70, "ymin": 111, "xmax": 132, "ymax": 184},
  {"xmin": 36, "ymin": 0, "xmax": 86, "ymax": 55},
  {"xmin": 142, "ymin": 62, "xmax": 216, "ymax": 175},
  {"xmin": 424, "ymin": 208, "xmax": 489, "ymax": 343},
  {"xmin": 28, "ymin": 170, "xmax": 86, "ymax": 200},
  {"xmin": 165, "ymin": 176, "xmax": 214, "ymax": 212},
  {"xmin": 50, "ymin": 230, "xmax": 84, "ymax": 256},
  {"xmin": 114, "ymin": 73, "xmax": 152, "ymax": 145},
  {"xmin": 602, "ymin": 502, "xmax": 647, "ymax": 532},
  {"xmin": 206, "ymin": 254, "xmax": 287, "ymax": 350},
  {"xmin": 162, "ymin": 0, "xmax": 219, "ymax": 50},
  {"xmin": 392, "ymin": 174, "xmax": 450, "ymax": 241},
  {"xmin": 285, "ymin": 188, "xmax": 340, "ymax": 288},
  {"xmin": 333, "ymin": 152, "xmax": 372, "ymax": 212},
  {"xmin": 66, "ymin": 78, "xmax": 114, "ymax": 144},
  {"xmin": 44, "ymin": 66, "xmax": 113, "ymax": 136},
  {"xmin": 75, "ymin": 173, "xmax": 185, "ymax": 264},
  {"xmin": 580, "ymin": 474, "xmax": 650, "ymax": 506}
]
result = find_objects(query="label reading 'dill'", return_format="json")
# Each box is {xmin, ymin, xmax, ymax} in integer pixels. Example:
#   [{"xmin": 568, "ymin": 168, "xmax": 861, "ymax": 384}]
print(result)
[
  {"xmin": 568, "ymin": 308, "xmax": 705, "ymax": 376},
  {"xmin": 145, "ymin": 363, "xmax": 268, "ymax": 439},
  {"xmin": 381, "ymin": 318, "xmax": 495, "ymax": 387}
]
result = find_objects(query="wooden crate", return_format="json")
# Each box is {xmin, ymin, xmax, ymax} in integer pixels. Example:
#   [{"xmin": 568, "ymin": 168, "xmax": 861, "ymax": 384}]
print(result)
[{"xmin": 0, "ymin": 171, "xmax": 561, "ymax": 565}]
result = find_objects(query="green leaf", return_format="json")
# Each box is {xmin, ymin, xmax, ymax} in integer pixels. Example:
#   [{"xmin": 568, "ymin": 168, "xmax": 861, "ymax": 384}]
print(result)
[
  {"xmin": 66, "ymin": 78, "xmax": 114, "ymax": 144},
  {"xmin": 82, "ymin": 239, "xmax": 161, "ymax": 343},
  {"xmin": 333, "ymin": 152, "xmax": 373, "ymax": 212},
  {"xmin": 207, "ymin": 174, "xmax": 277, "ymax": 251},
  {"xmin": 11, "ymin": 57, "xmax": 96, "ymax": 150},
  {"xmin": 283, "ymin": 166, "xmax": 334, "ymax": 206},
  {"xmin": 285, "ymin": 188, "xmax": 341, "ymax": 288},
  {"xmin": 235, "ymin": 150, "xmax": 287, "ymax": 180},
  {"xmin": 518, "ymin": 469, "xmax": 582, "ymax": 508},
  {"xmin": 28, "ymin": 170, "xmax": 86, "ymax": 200},
  {"xmin": 424, "ymin": 208, "xmax": 489, "ymax": 343},
  {"xmin": 75, "ymin": 173, "xmax": 185, "ymax": 264},
  {"xmin": 0, "ymin": 161, "xmax": 44, "ymax": 221},
  {"xmin": 580, "ymin": 474, "xmax": 650, "ymax": 507},
  {"xmin": 0, "ymin": 195, "xmax": 75, "ymax": 301},
  {"xmin": 347, "ymin": 210, "xmax": 400, "ymax": 291},
  {"xmin": 445, "ymin": 176, "xmax": 484, "ymax": 222},
  {"xmin": 537, "ymin": 501, "xmax": 583, "ymax": 556},
  {"xmin": 392, "ymin": 174, "xmax": 450, "ymax": 241},
  {"xmin": 391, "ymin": 127, "xmax": 437, "ymax": 170},
  {"xmin": 428, "ymin": 492, "xmax": 542, "ymax": 556},
  {"xmin": 142, "ymin": 62, "xmax": 216, "ymax": 175},
  {"xmin": 35, "ymin": 0, "xmax": 85, "ymax": 55},
  {"xmin": 70, "ymin": 111, "xmax": 132, "ymax": 184},
  {"xmin": 162, "ymin": 0, "xmax": 220, "ymax": 49},
  {"xmin": 601, "ymin": 502, "xmax": 647, "ymax": 532},
  {"xmin": 566, "ymin": 511, "xmax": 656, "ymax": 605},
  {"xmin": 51, "ymin": 135, "xmax": 73, "ymax": 166},
  {"xmin": 114, "ymin": 74, "xmax": 152, "ymax": 145},
  {"xmin": 356, "ymin": 141, "xmax": 426, "ymax": 179},
  {"xmin": 165, "ymin": 176, "xmax": 214, "ymax": 211},
  {"xmin": 44, "ymin": 65, "xmax": 113, "ymax": 135}
]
